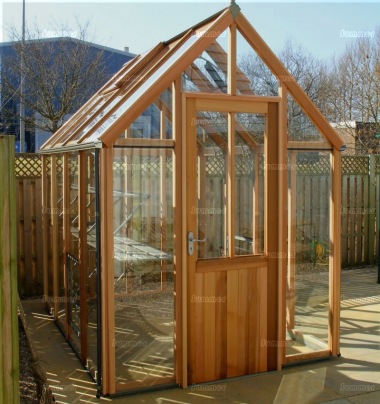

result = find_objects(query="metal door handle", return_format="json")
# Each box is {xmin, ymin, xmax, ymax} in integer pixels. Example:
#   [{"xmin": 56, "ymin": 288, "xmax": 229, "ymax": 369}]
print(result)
[{"xmin": 188, "ymin": 231, "xmax": 207, "ymax": 256}]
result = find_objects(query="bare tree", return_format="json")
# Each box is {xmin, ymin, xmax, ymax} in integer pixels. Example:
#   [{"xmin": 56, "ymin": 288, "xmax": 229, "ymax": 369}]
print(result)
[
  {"xmin": 329, "ymin": 28, "xmax": 380, "ymax": 154},
  {"xmin": 1, "ymin": 20, "xmax": 109, "ymax": 134},
  {"xmin": 239, "ymin": 39, "xmax": 334, "ymax": 140}
]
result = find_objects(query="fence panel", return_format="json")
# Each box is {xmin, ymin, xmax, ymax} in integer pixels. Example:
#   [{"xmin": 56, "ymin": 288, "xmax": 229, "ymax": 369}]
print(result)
[
  {"xmin": 0, "ymin": 136, "xmax": 20, "ymax": 404},
  {"xmin": 340, "ymin": 156, "xmax": 376, "ymax": 267},
  {"xmin": 15, "ymin": 153, "xmax": 44, "ymax": 297}
]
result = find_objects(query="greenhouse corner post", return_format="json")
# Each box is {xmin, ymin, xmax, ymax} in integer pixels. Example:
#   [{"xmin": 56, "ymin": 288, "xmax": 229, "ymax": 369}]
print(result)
[{"xmin": 0, "ymin": 135, "xmax": 20, "ymax": 404}]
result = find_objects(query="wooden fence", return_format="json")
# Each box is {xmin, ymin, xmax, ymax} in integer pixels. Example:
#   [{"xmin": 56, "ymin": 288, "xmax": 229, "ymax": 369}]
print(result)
[
  {"xmin": 341, "ymin": 155, "xmax": 379, "ymax": 266},
  {"xmin": 15, "ymin": 153, "xmax": 44, "ymax": 297},
  {"xmin": 290, "ymin": 154, "xmax": 379, "ymax": 267},
  {"xmin": 13, "ymin": 153, "xmax": 380, "ymax": 297},
  {"xmin": 0, "ymin": 136, "xmax": 20, "ymax": 404}
]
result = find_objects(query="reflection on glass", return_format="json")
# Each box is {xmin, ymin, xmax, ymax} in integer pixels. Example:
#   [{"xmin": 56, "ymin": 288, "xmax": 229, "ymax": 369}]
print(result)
[
  {"xmin": 67, "ymin": 153, "xmax": 81, "ymax": 350},
  {"xmin": 287, "ymin": 93, "xmax": 327, "ymax": 142},
  {"xmin": 56, "ymin": 155, "xmax": 66, "ymax": 329},
  {"xmin": 286, "ymin": 151, "xmax": 331, "ymax": 355},
  {"xmin": 234, "ymin": 113, "xmax": 265, "ymax": 255},
  {"xmin": 236, "ymin": 31, "xmax": 278, "ymax": 96},
  {"xmin": 85, "ymin": 151, "xmax": 98, "ymax": 377},
  {"xmin": 46, "ymin": 158, "xmax": 53, "ymax": 301},
  {"xmin": 196, "ymin": 111, "xmax": 227, "ymax": 259},
  {"xmin": 113, "ymin": 148, "xmax": 174, "ymax": 390},
  {"xmin": 182, "ymin": 32, "xmax": 228, "ymax": 93},
  {"xmin": 118, "ymin": 89, "xmax": 173, "ymax": 140}
]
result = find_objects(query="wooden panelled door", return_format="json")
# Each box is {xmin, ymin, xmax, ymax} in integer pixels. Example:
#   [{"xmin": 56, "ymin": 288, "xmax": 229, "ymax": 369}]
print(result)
[{"xmin": 184, "ymin": 94, "xmax": 280, "ymax": 384}]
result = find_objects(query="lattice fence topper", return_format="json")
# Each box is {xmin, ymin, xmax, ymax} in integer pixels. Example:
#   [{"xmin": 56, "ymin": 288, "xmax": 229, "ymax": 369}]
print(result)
[
  {"xmin": 13, "ymin": 153, "xmax": 380, "ymax": 178},
  {"xmin": 375, "ymin": 155, "xmax": 380, "ymax": 175},
  {"xmin": 296, "ymin": 154, "xmax": 331, "ymax": 175},
  {"xmin": 68, "ymin": 155, "xmax": 79, "ymax": 177},
  {"xmin": 15, "ymin": 154, "xmax": 42, "ymax": 178},
  {"xmin": 113, "ymin": 156, "xmax": 173, "ymax": 176},
  {"xmin": 206, "ymin": 152, "xmax": 261, "ymax": 176},
  {"xmin": 45, "ymin": 156, "xmax": 64, "ymax": 177},
  {"xmin": 342, "ymin": 156, "xmax": 370, "ymax": 175}
]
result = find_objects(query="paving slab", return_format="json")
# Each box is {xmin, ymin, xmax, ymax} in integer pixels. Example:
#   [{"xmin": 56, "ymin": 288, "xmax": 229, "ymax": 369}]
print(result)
[{"xmin": 20, "ymin": 267, "xmax": 380, "ymax": 404}]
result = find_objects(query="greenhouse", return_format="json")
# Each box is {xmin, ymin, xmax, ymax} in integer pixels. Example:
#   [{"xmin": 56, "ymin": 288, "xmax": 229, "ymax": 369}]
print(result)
[{"xmin": 40, "ymin": 2, "xmax": 344, "ymax": 396}]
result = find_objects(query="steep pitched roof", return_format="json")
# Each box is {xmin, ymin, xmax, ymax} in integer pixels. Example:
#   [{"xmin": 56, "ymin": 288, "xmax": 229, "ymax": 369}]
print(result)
[{"xmin": 41, "ymin": 3, "xmax": 343, "ymax": 151}]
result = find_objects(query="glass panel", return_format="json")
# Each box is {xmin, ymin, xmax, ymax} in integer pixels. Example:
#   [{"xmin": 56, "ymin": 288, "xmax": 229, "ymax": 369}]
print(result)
[
  {"xmin": 182, "ymin": 30, "xmax": 228, "ymax": 93},
  {"xmin": 196, "ymin": 111, "xmax": 228, "ymax": 259},
  {"xmin": 237, "ymin": 30, "xmax": 278, "ymax": 96},
  {"xmin": 234, "ymin": 113, "xmax": 265, "ymax": 255},
  {"xmin": 83, "ymin": 34, "xmax": 199, "ymax": 142},
  {"xmin": 286, "ymin": 151, "xmax": 331, "ymax": 355},
  {"xmin": 287, "ymin": 93, "xmax": 327, "ymax": 142},
  {"xmin": 46, "ymin": 157, "xmax": 53, "ymax": 304},
  {"xmin": 118, "ymin": 88, "xmax": 172, "ymax": 140},
  {"xmin": 85, "ymin": 151, "xmax": 98, "ymax": 377},
  {"xmin": 113, "ymin": 148, "xmax": 175, "ymax": 391},
  {"xmin": 56, "ymin": 155, "xmax": 66, "ymax": 329},
  {"xmin": 67, "ymin": 153, "xmax": 81, "ymax": 349}
]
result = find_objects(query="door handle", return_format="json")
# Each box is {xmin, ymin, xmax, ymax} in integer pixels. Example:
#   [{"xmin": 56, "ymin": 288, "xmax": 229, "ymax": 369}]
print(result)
[{"xmin": 188, "ymin": 231, "xmax": 207, "ymax": 256}]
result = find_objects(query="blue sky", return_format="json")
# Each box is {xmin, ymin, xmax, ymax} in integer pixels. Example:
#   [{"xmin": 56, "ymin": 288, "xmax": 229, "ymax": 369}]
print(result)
[{"xmin": 2, "ymin": 1, "xmax": 380, "ymax": 62}]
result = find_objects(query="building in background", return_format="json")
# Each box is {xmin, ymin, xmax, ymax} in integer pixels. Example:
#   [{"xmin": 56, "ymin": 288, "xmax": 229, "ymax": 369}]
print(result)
[
  {"xmin": 332, "ymin": 121, "xmax": 380, "ymax": 155},
  {"xmin": 0, "ymin": 37, "xmax": 135, "ymax": 152}
]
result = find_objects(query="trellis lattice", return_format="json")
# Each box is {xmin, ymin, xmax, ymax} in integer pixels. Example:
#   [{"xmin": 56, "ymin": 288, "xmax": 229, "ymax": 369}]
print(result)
[
  {"xmin": 342, "ymin": 156, "xmax": 369, "ymax": 175},
  {"xmin": 205, "ymin": 154, "xmax": 224, "ymax": 176},
  {"xmin": 235, "ymin": 151, "xmax": 254, "ymax": 176},
  {"xmin": 68, "ymin": 156, "xmax": 79, "ymax": 177},
  {"xmin": 375, "ymin": 155, "xmax": 380, "ymax": 175},
  {"xmin": 296, "ymin": 155, "xmax": 330, "ymax": 175},
  {"xmin": 113, "ymin": 157, "xmax": 173, "ymax": 176},
  {"xmin": 15, "ymin": 154, "xmax": 42, "ymax": 178}
]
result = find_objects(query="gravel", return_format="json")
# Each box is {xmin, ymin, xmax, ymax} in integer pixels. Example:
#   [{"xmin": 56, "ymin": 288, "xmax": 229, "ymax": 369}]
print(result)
[{"xmin": 19, "ymin": 318, "xmax": 40, "ymax": 404}]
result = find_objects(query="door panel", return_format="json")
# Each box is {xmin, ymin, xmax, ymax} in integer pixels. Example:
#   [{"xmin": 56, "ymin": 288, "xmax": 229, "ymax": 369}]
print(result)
[{"xmin": 186, "ymin": 97, "xmax": 273, "ymax": 384}]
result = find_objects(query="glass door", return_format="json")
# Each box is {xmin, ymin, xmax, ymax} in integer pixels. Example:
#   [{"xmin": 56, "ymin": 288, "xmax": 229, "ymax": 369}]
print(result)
[{"xmin": 185, "ymin": 96, "xmax": 277, "ymax": 384}]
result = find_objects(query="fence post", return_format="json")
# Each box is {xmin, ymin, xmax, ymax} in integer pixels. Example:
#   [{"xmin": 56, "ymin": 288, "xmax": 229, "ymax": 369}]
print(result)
[
  {"xmin": 0, "ymin": 136, "xmax": 20, "ymax": 404},
  {"xmin": 368, "ymin": 155, "xmax": 376, "ymax": 265}
]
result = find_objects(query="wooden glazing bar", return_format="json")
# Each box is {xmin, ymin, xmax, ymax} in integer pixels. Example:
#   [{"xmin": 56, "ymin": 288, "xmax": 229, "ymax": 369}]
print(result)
[
  {"xmin": 228, "ymin": 112, "xmax": 235, "ymax": 257},
  {"xmin": 277, "ymin": 85, "xmax": 288, "ymax": 368},
  {"xmin": 185, "ymin": 97, "xmax": 197, "ymax": 384},
  {"xmin": 172, "ymin": 79, "xmax": 184, "ymax": 386},
  {"xmin": 285, "ymin": 349, "xmax": 331, "ymax": 364},
  {"xmin": 329, "ymin": 149, "xmax": 342, "ymax": 356},
  {"xmin": 287, "ymin": 152, "xmax": 297, "ymax": 333},
  {"xmin": 228, "ymin": 23, "xmax": 237, "ymax": 96},
  {"xmin": 62, "ymin": 153, "xmax": 70, "ymax": 337},
  {"xmin": 265, "ymin": 102, "xmax": 279, "ymax": 371},
  {"xmin": 100, "ymin": 146, "xmax": 116, "ymax": 394},
  {"xmin": 114, "ymin": 138, "xmax": 175, "ymax": 148},
  {"xmin": 196, "ymin": 255, "xmax": 267, "ymax": 272},
  {"xmin": 50, "ymin": 156, "xmax": 59, "ymax": 319},
  {"xmin": 41, "ymin": 156, "xmax": 49, "ymax": 304},
  {"xmin": 78, "ymin": 151, "xmax": 88, "ymax": 363},
  {"xmin": 187, "ymin": 92, "xmax": 281, "ymax": 103}
]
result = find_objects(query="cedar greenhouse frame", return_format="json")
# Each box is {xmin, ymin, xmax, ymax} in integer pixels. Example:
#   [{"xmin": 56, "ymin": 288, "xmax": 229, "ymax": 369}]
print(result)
[{"xmin": 40, "ymin": 3, "xmax": 344, "ymax": 397}]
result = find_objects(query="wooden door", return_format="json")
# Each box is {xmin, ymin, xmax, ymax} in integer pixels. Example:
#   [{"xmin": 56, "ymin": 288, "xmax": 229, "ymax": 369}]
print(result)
[{"xmin": 184, "ymin": 95, "xmax": 280, "ymax": 384}]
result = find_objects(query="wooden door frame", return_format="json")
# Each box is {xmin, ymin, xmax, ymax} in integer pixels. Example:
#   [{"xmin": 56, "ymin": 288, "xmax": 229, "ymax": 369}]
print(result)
[{"xmin": 182, "ymin": 93, "xmax": 283, "ymax": 385}]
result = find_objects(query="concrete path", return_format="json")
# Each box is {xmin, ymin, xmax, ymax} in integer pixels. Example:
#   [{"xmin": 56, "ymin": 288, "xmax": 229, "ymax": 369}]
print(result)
[{"xmin": 20, "ymin": 267, "xmax": 380, "ymax": 403}]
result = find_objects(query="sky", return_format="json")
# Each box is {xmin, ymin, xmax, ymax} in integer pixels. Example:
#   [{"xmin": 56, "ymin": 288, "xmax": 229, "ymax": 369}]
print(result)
[{"xmin": 1, "ymin": 1, "xmax": 380, "ymax": 63}]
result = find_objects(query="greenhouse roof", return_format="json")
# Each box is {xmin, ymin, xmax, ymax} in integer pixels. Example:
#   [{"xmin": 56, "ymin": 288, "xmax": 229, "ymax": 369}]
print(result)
[{"xmin": 41, "ymin": 2, "xmax": 344, "ymax": 152}]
